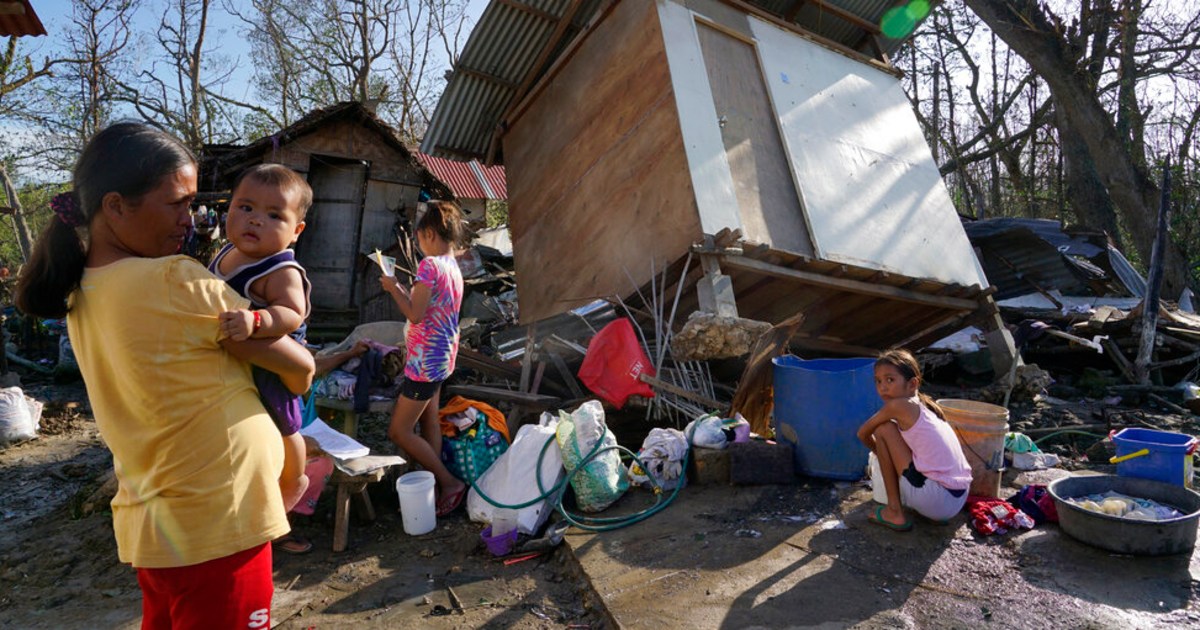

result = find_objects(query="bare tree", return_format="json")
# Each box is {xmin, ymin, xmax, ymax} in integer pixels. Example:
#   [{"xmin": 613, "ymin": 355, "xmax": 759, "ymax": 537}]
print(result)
[
  {"xmin": 963, "ymin": 0, "xmax": 1193, "ymax": 296},
  {"xmin": 0, "ymin": 37, "xmax": 66, "ymax": 263},
  {"xmin": 231, "ymin": 0, "xmax": 470, "ymax": 139},
  {"xmin": 20, "ymin": 0, "xmax": 144, "ymax": 174},
  {"xmin": 115, "ymin": 0, "xmax": 269, "ymax": 149}
]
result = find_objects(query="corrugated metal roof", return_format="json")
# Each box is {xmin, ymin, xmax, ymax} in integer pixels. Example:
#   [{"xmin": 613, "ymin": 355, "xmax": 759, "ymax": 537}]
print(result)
[
  {"xmin": 415, "ymin": 152, "xmax": 508, "ymax": 201},
  {"xmin": 964, "ymin": 218, "xmax": 1140, "ymax": 300},
  {"xmin": 470, "ymin": 160, "xmax": 509, "ymax": 199},
  {"xmin": 0, "ymin": 0, "xmax": 45, "ymax": 37},
  {"xmin": 422, "ymin": 0, "xmax": 922, "ymax": 162}
]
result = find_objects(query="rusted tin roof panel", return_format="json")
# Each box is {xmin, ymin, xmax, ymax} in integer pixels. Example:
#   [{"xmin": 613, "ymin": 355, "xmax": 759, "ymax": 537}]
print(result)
[{"xmin": 0, "ymin": 0, "xmax": 46, "ymax": 37}]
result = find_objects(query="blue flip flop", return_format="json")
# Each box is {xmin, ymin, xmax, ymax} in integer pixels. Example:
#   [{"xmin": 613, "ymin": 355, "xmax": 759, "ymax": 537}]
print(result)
[{"xmin": 869, "ymin": 505, "xmax": 914, "ymax": 532}]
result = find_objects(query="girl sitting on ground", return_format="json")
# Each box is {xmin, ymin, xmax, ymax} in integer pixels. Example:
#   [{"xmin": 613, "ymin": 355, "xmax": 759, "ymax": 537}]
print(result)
[{"xmin": 856, "ymin": 349, "xmax": 972, "ymax": 531}]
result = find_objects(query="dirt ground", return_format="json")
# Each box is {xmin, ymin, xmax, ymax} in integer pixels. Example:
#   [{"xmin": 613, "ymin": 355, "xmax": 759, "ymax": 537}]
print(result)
[
  {"xmin": 3, "ymin": 369, "xmax": 1200, "ymax": 629},
  {"xmin": 0, "ymin": 374, "xmax": 605, "ymax": 629}
]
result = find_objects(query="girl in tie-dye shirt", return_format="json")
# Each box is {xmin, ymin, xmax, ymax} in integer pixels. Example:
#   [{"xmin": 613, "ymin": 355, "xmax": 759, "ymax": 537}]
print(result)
[{"xmin": 380, "ymin": 200, "xmax": 467, "ymax": 516}]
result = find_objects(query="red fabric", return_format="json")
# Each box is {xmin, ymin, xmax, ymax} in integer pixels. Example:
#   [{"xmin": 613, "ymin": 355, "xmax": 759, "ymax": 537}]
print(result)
[
  {"xmin": 967, "ymin": 496, "xmax": 1034, "ymax": 536},
  {"xmin": 577, "ymin": 318, "xmax": 655, "ymax": 408},
  {"xmin": 136, "ymin": 543, "xmax": 274, "ymax": 629}
]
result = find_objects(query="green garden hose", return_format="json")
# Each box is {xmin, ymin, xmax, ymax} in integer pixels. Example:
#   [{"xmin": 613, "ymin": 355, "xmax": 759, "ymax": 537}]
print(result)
[{"xmin": 464, "ymin": 420, "xmax": 694, "ymax": 532}]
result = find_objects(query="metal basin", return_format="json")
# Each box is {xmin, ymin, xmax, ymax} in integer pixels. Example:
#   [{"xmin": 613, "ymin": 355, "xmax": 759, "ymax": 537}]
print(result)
[{"xmin": 1049, "ymin": 475, "xmax": 1200, "ymax": 556}]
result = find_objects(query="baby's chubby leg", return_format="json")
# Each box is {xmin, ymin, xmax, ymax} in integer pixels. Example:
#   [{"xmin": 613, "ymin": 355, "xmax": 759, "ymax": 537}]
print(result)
[{"xmin": 280, "ymin": 432, "xmax": 311, "ymax": 513}]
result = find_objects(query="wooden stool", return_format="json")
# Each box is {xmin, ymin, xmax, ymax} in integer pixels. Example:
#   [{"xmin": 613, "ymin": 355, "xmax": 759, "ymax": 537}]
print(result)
[{"xmin": 329, "ymin": 467, "xmax": 387, "ymax": 552}]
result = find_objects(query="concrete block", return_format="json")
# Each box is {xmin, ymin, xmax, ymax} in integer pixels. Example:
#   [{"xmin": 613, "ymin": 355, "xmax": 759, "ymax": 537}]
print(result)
[
  {"xmin": 728, "ymin": 440, "xmax": 794, "ymax": 485},
  {"xmin": 688, "ymin": 447, "xmax": 730, "ymax": 485}
]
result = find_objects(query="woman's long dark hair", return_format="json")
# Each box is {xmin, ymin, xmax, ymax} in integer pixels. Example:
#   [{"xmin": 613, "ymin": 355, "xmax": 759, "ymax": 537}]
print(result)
[
  {"xmin": 876, "ymin": 348, "xmax": 944, "ymax": 419},
  {"xmin": 15, "ymin": 122, "xmax": 195, "ymax": 318}
]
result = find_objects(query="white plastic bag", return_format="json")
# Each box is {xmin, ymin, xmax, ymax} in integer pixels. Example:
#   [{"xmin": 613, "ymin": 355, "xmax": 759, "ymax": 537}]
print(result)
[
  {"xmin": 629, "ymin": 427, "xmax": 688, "ymax": 490},
  {"xmin": 557, "ymin": 400, "xmax": 628, "ymax": 512},
  {"xmin": 685, "ymin": 414, "xmax": 729, "ymax": 450},
  {"xmin": 467, "ymin": 412, "xmax": 565, "ymax": 535},
  {"xmin": 0, "ymin": 387, "xmax": 42, "ymax": 445}
]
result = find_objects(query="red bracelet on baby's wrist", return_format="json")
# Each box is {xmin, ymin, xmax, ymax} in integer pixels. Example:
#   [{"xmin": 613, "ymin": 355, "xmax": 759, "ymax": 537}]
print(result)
[{"xmin": 252, "ymin": 310, "xmax": 262, "ymax": 333}]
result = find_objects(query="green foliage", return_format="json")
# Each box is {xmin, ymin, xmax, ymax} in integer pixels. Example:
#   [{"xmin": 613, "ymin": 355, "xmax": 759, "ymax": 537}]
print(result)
[
  {"xmin": 0, "ymin": 178, "xmax": 64, "ymax": 270},
  {"xmin": 484, "ymin": 200, "xmax": 508, "ymax": 229},
  {"xmin": 1167, "ymin": 160, "xmax": 1200, "ymax": 287}
]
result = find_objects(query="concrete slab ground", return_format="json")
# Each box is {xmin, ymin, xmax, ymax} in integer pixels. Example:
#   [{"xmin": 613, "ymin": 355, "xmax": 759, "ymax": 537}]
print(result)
[{"xmin": 563, "ymin": 472, "xmax": 1200, "ymax": 629}]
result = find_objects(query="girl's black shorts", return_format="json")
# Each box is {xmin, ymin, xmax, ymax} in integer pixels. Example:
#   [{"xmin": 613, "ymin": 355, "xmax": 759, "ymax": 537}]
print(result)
[{"xmin": 399, "ymin": 377, "xmax": 444, "ymax": 401}]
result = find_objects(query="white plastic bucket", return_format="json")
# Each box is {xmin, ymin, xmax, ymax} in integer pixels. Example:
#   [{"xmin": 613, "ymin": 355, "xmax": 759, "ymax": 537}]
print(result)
[
  {"xmin": 396, "ymin": 471, "xmax": 436, "ymax": 535},
  {"xmin": 868, "ymin": 452, "xmax": 888, "ymax": 504}
]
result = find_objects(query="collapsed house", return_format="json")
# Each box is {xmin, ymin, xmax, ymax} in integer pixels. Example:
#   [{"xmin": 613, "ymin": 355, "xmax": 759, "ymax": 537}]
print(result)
[
  {"xmin": 420, "ymin": 0, "xmax": 1014, "ymax": 367},
  {"xmin": 966, "ymin": 217, "xmax": 1146, "ymax": 306},
  {"xmin": 956, "ymin": 218, "xmax": 1200, "ymax": 397}
]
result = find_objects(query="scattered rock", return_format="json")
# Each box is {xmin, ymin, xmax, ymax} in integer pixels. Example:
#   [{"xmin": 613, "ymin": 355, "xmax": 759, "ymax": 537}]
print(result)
[{"xmin": 671, "ymin": 313, "xmax": 771, "ymax": 361}]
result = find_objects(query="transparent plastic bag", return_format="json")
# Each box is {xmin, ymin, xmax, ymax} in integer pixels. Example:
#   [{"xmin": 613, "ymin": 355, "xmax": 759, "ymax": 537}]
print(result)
[{"xmin": 557, "ymin": 400, "xmax": 628, "ymax": 512}]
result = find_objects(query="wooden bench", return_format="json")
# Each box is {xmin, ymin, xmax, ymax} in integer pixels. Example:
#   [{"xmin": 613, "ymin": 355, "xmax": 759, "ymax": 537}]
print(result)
[{"xmin": 327, "ymin": 458, "xmax": 405, "ymax": 552}]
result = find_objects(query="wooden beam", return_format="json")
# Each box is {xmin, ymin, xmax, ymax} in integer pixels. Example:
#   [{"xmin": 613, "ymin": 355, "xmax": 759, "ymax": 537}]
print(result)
[
  {"xmin": 718, "ymin": 254, "xmax": 980, "ymax": 312},
  {"xmin": 444, "ymin": 384, "xmax": 561, "ymax": 407},
  {"xmin": 717, "ymin": 0, "xmax": 898, "ymax": 74},
  {"xmin": 495, "ymin": 0, "xmax": 560, "ymax": 24},
  {"xmin": 894, "ymin": 311, "xmax": 971, "ymax": 349},
  {"xmin": 639, "ymin": 373, "xmax": 725, "ymax": 411},
  {"xmin": 454, "ymin": 65, "xmax": 517, "ymax": 90},
  {"xmin": 789, "ymin": 332, "xmax": 881, "ymax": 358},
  {"xmin": 788, "ymin": 0, "xmax": 883, "ymax": 35},
  {"xmin": 487, "ymin": 0, "xmax": 588, "ymax": 163},
  {"xmin": 457, "ymin": 346, "xmax": 523, "ymax": 380}
]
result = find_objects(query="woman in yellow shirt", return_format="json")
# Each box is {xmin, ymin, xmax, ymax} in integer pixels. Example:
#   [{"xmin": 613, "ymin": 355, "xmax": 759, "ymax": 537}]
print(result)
[{"xmin": 16, "ymin": 122, "xmax": 314, "ymax": 628}]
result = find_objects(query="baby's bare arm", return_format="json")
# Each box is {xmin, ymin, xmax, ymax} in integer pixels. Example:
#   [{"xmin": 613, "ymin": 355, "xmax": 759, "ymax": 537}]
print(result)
[{"xmin": 250, "ymin": 266, "xmax": 308, "ymax": 338}]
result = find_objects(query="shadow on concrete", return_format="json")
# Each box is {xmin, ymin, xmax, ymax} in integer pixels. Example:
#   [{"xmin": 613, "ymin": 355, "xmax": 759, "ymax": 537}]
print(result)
[
  {"xmin": 1013, "ymin": 525, "xmax": 1199, "ymax": 613},
  {"xmin": 717, "ymin": 498, "xmax": 956, "ymax": 629}
]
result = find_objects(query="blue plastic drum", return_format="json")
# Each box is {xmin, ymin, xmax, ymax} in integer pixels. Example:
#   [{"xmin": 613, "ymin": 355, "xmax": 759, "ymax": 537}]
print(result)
[{"xmin": 772, "ymin": 355, "xmax": 878, "ymax": 480}]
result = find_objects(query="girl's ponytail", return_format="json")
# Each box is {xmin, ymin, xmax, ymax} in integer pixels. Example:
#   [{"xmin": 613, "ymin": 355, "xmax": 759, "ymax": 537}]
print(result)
[
  {"xmin": 877, "ymin": 347, "xmax": 943, "ymax": 417},
  {"xmin": 918, "ymin": 392, "xmax": 945, "ymax": 419}
]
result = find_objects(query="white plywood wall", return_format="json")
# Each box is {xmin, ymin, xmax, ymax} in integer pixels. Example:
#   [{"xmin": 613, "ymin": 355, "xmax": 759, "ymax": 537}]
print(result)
[
  {"xmin": 658, "ymin": 0, "xmax": 743, "ymax": 237},
  {"xmin": 749, "ymin": 16, "xmax": 986, "ymax": 287}
]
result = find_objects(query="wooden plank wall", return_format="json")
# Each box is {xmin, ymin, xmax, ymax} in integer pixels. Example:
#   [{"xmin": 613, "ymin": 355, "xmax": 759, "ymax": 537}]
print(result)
[
  {"xmin": 505, "ymin": 0, "xmax": 702, "ymax": 323},
  {"xmin": 695, "ymin": 21, "xmax": 814, "ymax": 257},
  {"xmin": 358, "ymin": 180, "xmax": 417, "ymax": 324},
  {"xmin": 243, "ymin": 121, "xmax": 429, "ymax": 319}
]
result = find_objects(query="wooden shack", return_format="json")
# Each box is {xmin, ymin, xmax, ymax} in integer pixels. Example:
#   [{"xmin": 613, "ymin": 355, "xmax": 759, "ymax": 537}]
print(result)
[
  {"xmin": 205, "ymin": 102, "xmax": 451, "ymax": 335},
  {"xmin": 422, "ymin": 0, "xmax": 1012, "ymax": 360}
]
